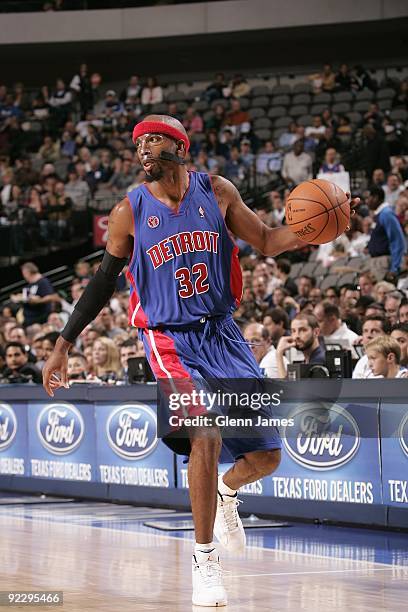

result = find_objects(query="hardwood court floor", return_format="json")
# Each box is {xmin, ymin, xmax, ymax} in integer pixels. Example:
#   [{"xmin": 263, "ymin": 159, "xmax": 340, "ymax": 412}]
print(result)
[{"xmin": 0, "ymin": 502, "xmax": 407, "ymax": 611}]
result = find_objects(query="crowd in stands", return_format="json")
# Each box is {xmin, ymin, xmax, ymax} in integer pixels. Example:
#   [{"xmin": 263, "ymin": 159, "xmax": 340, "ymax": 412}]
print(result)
[
  {"xmin": 0, "ymin": 62, "xmax": 408, "ymax": 383},
  {"xmin": 0, "ymin": 63, "xmax": 407, "ymax": 257}
]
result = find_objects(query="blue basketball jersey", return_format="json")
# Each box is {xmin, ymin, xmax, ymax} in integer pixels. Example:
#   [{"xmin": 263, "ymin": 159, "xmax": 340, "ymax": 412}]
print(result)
[{"xmin": 126, "ymin": 171, "xmax": 243, "ymax": 328}]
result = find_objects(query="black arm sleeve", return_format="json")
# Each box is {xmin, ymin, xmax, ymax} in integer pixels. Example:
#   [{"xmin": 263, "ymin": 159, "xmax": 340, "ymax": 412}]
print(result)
[{"xmin": 61, "ymin": 251, "xmax": 128, "ymax": 343}]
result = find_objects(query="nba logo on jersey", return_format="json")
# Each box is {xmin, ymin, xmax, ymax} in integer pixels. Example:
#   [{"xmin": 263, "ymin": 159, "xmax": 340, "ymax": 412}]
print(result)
[
  {"xmin": 148, "ymin": 215, "xmax": 160, "ymax": 228},
  {"xmin": 198, "ymin": 206, "xmax": 205, "ymax": 218}
]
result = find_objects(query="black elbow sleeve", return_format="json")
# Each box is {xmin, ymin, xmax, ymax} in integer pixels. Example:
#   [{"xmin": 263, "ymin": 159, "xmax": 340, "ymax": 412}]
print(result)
[{"xmin": 61, "ymin": 252, "xmax": 128, "ymax": 343}]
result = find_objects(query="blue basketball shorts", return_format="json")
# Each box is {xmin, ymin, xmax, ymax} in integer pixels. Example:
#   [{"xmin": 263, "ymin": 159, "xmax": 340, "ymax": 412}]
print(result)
[{"xmin": 142, "ymin": 315, "xmax": 282, "ymax": 461}]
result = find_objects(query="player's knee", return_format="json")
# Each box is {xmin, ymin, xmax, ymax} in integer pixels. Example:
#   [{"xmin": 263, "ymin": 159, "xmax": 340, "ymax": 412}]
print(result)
[
  {"xmin": 189, "ymin": 426, "xmax": 222, "ymax": 456},
  {"xmin": 254, "ymin": 449, "xmax": 281, "ymax": 477}
]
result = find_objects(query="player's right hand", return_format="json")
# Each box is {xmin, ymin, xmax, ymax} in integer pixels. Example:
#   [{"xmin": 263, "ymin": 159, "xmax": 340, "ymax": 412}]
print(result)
[{"xmin": 42, "ymin": 350, "xmax": 69, "ymax": 397}]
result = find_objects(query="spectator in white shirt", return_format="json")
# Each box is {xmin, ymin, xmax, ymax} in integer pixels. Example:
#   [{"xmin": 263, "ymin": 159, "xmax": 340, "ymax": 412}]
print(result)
[
  {"xmin": 313, "ymin": 300, "xmax": 359, "ymax": 353},
  {"xmin": 141, "ymin": 77, "xmax": 163, "ymax": 106},
  {"xmin": 305, "ymin": 115, "xmax": 327, "ymax": 146},
  {"xmin": 366, "ymin": 335, "xmax": 407, "ymax": 378},
  {"xmin": 352, "ymin": 315, "xmax": 390, "ymax": 378},
  {"xmin": 282, "ymin": 140, "xmax": 313, "ymax": 186},
  {"xmin": 243, "ymin": 322, "xmax": 285, "ymax": 378},
  {"xmin": 383, "ymin": 173, "xmax": 404, "ymax": 208}
]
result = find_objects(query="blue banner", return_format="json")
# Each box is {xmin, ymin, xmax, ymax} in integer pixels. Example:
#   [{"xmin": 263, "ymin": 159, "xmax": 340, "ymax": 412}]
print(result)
[
  {"xmin": 262, "ymin": 401, "xmax": 382, "ymax": 505},
  {"xmin": 0, "ymin": 402, "xmax": 28, "ymax": 477},
  {"xmin": 95, "ymin": 402, "xmax": 175, "ymax": 488},
  {"xmin": 380, "ymin": 403, "xmax": 408, "ymax": 507},
  {"xmin": 28, "ymin": 401, "xmax": 97, "ymax": 482}
]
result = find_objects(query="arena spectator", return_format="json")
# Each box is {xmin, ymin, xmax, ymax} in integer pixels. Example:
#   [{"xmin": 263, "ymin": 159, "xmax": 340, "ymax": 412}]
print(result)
[
  {"xmin": 314, "ymin": 300, "xmax": 359, "ymax": 351},
  {"xmin": 276, "ymin": 259, "xmax": 298, "ymax": 297},
  {"xmin": 141, "ymin": 77, "xmax": 163, "ymax": 106},
  {"xmin": 256, "ymin": 141, "xmax": 282, "ymax": 176},
  {"xmin": 243, "ymin": 322, "xmax": 283, "ymax": 378},
  {"xmin": 352, "ymin": 315, "xmax": 390, "ymax": 378},
  {"xmin": 223, "ymin": 99, "xmax": 251, "ymax": 137},
  {"xmin": 94, "ymin": 306, "xmax": 123, "ymax": 338},
  {"xmin": 64, "ymin": 168, "xmax": 90, "ymax": 211},
  {"xmin": 262, "ymin": 308, "xmax": 289, "ymax": 346},
  {"xmin": 305, "ymin": 116, "xmax": 326, "ymax": 146},
  {"xmin": 361, "ymin": 125, "xmax": 391, "ymax": 177},
  {"xmin": 383, "ymin": 173, "xmax": 405, "ymax": 208},
  {"xmin": 204, "ymin": 73, "xmax": 228, "ymax": 103},
  {"xmin": 92, "ymin": 336, "xmax": 122, "ymax": 382},
  {"xmin": 335, "ymin": 63, "xmax": 356, "ymax": 91},
  {"xmin": 282, "ymin": 140, "xmax": 313, "ymax": 186},
  {"xmin": 296, "ymin": 275, "xmax": 315, "ymax": 300},
  {"xmin": 371, "ymin": 168, "xmax": 386, "ymax": 188},
  {"xmin": 399, "ymin": 300, "xmax": 408, "ymax": 323},
  {"xmin": 11, "ymin": 262, "xmax": 60, "ymax": 326},
  {"xmin": 319, "ymin": 147, "xmax": 345, "ymax": 173},
  {"xmin": 276, "ymin": 313, "xmax": 326, "ymax": 378},
  {"xmin": 366, "ymin": 335, "xmax": 407, "ymax": 378},
  {"xmin": 1, "ymin": 342, "xmax": 42, "ymax": 384},
  {"xmin": 308, "ymin": 63, "xmax": 336, "ymax": 94},
  {"xmin": 358, "ymin": 271, "xmax": 376, "ymax": 297},
  {"xmin": 120, "ymin": 75, "xmax": 141, "ymax": 104},
  {"xmin": 278, "ymin": 122, "xmax": 298, "ymax": 151},
  {"xmin": 366, "ymin": 186, "xmax": 406, "ymax": 273},
  {"xmin": 390, "ymin": 322, "xmax": 408, "ymax": 368},
  {"xmin": 229, "ymin": 74, "xmax": 251, "ymax": 98},
  {"xmin": 385, "ymin": 291, "xmax": 404, "ymax": 326},
  {"xmin": 67, "ymin": 352, "xmax": 89, "ymax": 383}
]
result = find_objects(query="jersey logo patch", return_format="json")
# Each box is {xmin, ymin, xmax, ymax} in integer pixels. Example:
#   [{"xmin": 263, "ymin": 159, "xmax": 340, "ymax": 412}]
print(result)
[
  {"xmin": 198, "ymin": 206, "xmax": 205, "ymax": 218},
  {"xmin": 147, "ymin": 215, "xmax": 160, "ymax": 228}
]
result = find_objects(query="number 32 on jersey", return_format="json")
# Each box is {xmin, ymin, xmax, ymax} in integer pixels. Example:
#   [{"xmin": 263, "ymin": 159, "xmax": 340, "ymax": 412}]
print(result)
[{"xmin": 174, "ymin": 263, "xmax": 209, "ymax": 298}]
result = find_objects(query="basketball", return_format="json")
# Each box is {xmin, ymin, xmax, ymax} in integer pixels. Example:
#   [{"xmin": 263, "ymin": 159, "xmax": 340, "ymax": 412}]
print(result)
[{"xmin": 285, "ymin": 179, "xmax": 350, "ymax": 245}]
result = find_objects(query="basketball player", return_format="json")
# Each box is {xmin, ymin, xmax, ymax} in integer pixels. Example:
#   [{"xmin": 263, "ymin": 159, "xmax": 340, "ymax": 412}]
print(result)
[{"xmin": 43, "ymin": 116, "xmax": 358, "ymax": 607}]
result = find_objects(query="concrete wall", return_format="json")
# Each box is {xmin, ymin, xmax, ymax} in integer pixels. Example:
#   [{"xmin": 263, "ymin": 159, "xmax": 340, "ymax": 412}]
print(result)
[{"xmin": 0, "ymin": 0, "xmax": 407, "ymax": 45}]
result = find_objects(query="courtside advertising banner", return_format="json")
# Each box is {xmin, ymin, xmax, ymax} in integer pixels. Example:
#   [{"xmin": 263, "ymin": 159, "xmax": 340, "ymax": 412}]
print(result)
[
  {"xmin": 28, "ymin": 402, "xmax": 97, "ymax": 482},
  {"xmin": 95, "ymin": 402, "xmax": 175, "ymax": 488},
  {"xmin": 0, "ymin": 402, "xmax": 28, "ymax": 477},
  {"xmin": 262, "ymin": 401, "xmax": 382, "ymax": 505},
  {"xmin": 380, "ymin": 403, "xmax": 408, "ymax": 507}
]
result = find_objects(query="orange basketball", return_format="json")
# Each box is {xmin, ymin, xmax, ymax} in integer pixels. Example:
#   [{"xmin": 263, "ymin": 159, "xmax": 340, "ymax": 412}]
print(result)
[{"xmin": 285, "ymin": 179, "xmax": 350, "ymax": 245}]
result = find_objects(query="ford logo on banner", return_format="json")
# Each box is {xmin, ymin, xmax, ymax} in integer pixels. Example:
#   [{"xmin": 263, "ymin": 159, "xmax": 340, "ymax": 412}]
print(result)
[
  {"xmin": 283, "ymin": 403, "xmax": 360, "ymax": 470},
  {"xmin": 398, "ymin": 412, "xmax": 408, "ymax": 458},
  {"xmin": 106, "ymin": 404, "xmax": 158, "ymax": 460},
  {"xmin": 0, "ymin": 403, "xmax": 17, "ymax": 451},
  {"xmin": 37, "ymin": 403, "xmax": 84, "ymax": 455}
]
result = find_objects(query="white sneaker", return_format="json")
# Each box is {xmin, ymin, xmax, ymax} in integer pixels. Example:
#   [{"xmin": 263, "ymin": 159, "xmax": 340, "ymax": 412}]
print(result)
[
  {"xmin": 214, "ymin": 478, "xmax": 246, "ymax": 554},
  {"xmin": 192, "ymin": 548, "xmax": 228, "ymax": 607}
]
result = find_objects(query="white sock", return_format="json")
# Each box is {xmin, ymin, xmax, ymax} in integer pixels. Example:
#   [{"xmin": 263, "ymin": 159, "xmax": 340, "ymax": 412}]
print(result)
[
  {"xmin": 218, "ymin": 473, "xmax": 237, "ymax": 496},
  {"xmin": 195, "ymin": 541, "xmax": 215, "ymax": 554}
]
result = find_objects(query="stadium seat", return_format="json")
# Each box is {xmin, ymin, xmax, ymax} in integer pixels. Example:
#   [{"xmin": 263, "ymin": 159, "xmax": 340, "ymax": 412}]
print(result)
[
  {"xmin": 333, "ymin": 91, "xmax": 353, "ymax": 103},
  {"xmin": 177, "ymin": 101, "xmax": 189, "ymax": 112},
  {"xmin": 251, "ymin": 96, "xmax": 270, "ymax": 108},
  {"xmin": 151, "ymin": 103, "xmax": 167, "ymax": 113},
  {"xmin": 376, "ymin": 87, "xmax": 396, "ymax": 100},
  {"xmin": 355, "ymin": 89, "xmax": 374, "ymax": 101},
  {"xmin": 310, "ymin": 104, "xmax": 327, "ymax": 115},
  {"xmin": 271, "ymin": 84, "xmax": 291, "ymax": 95},
  {"xmin": 337, "ymin": 272, "xmax": 358, "ymax": 286},
  {"xmin": 319, "ymin": 274, "xmax": 339, "ymax": 290},
  {"xmin": 251, "ymin": 85, "xmax": 270, "ymax": 96},
  {"xmin": 292, "ymin": 94, "xmax": 311, "ymax": 105},
  {"xmin": 167, "ymin": 91, "xmax": 188, "ymax": 102},
  {"xmin": 253, "ymin": 117, "xmax": 272, "ymax": 129},
  {"xmin": 332, "ymin": 102, "xmax": 352, "ymax": 113},
  {"xmin": 211, "ymin": 98, "xmax": 229, "ymax": 109},
  {"xmin": 353, "ymin": 100, "xmax": 371, "ymax": 112},
  {"xmin": 313, "ymin": 92, "xmax": 331, "ymax": 104},
  {"xmin": 300, "ymin": 262, "xmax": 318, "ymax": 276},
  {"xmin": 248, "ymin": 107, "xmax": 266, "ymax": 119},
  {"xmin": 203, "ymin": 110, "xmax": 214, "ymax": 122},
  {"xmin": 313, "ymin": 263, "xmax": 326, "ymax": 277},
  {"xmin": 346, "ymin": 111, "xmax": 362, "ymax": 124},
  {"xmin": 267, "ymin": 106, "xmax": 287, "ymax": 118},
  {"xmin": 274, "ymin": 116, "xmax": 292, "ymax": 128},
  {"xmin": 271, "ymin": 95, "xmax": 291, "ymax": 106},
  {"xmin": 239, "ymin": 97, "xmax": 250, "ymax": 109},
  {"xmin": 193, "ymin": 100, "xmax": 209, "ymax": 112},
  {"xmin": 289, "ymin": 105, "xmax": 309, "ymax": 117},
  {"xmin": 273, "ymin": 128, "xmax": 286, "ymax": 141},
  {"xmin": 378, "ymin": 99, "xmax": 393, "ymax": 111},
  {"xmin": 187, "ymin": 88, "xmax": 205, "ymax": 100},
  {"xmin": 390, "ymin": 109, "xmax": 408, "ymax": 121},
  {"xmin": 288, "ymin": 262, "xmax": 303, "ymax": 278},
  {"xmin": 292, "ymin": 82, "xmax": 312, "ymax": 94},
  {"xmin": 254, "ymin": 129, "xmax": 272, "ymax": 141},
  {"xmin": 297, "ymin": 114, "xmax": 313, "ymax": 126},
  {"xmin": 348, "ymin": 256, "xmax": 367, "ymax": 270}
]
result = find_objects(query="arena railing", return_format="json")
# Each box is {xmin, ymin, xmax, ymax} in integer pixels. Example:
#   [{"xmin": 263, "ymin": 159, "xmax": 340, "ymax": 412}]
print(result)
[{"xmin": 0, "ymin": 0, "xmax": 226, "ymax": 13}]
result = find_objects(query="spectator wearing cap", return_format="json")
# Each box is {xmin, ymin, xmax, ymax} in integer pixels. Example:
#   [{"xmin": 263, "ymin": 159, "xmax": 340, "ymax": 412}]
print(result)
[
  {"xmin": 366, "ymin": 336, "xmax": 407, "ymax": 378},
  {"xmin": 352, "ymin": 315, "xmax": 389, "ymax": 378},
  {"xmin": 314, "ymin": 301, "xmax": 359, "ymax": 352},
  {"xmin": 243, "ymin": 322, "xmax": 285, "ymax": 378},
  {"xmin": 366, "ymin": 186, "xmax": 406, "ymax": 274},
  {"xmin": 239, "ymin": 139, "xmax": 255, "ymax": 168},
  {"xmin": 276, "ymin": 259, "xmax": 298, "ymax": 297},
  {"xmin": 282, "ymin": 140, "xmax": 313, "ymax": 186}
]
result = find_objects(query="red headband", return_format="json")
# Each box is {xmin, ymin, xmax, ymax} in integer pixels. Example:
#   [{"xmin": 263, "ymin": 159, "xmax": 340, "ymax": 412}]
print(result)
[{"xmin": 132, "ymin": 121, "xmax": 190, "ymax": 152}]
